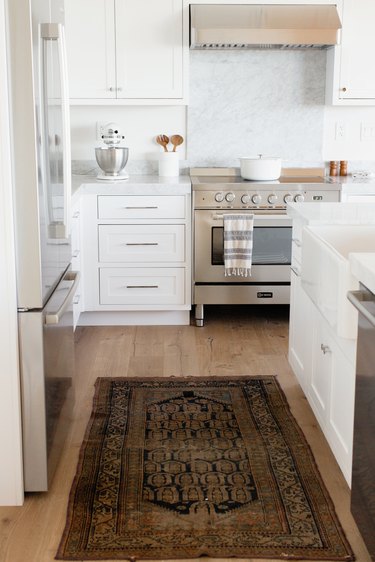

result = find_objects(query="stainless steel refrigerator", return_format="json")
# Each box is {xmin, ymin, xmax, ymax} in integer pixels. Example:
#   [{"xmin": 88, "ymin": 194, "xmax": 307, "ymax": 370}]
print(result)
[{"xmin": 7, "ymin": 0, "xmax": 78, "ymax": 491}]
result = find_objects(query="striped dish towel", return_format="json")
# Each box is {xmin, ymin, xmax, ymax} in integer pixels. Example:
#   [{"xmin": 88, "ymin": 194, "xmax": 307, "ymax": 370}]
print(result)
[{"xmin": 223, "ymin": 213, "xmax": 254, "ymax": 277}]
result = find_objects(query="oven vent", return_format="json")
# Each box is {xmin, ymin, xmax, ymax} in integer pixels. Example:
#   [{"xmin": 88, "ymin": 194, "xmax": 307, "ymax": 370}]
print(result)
[
  {"xmin": 190, "ymin": 4, "xmax": 342, "ymax": 50},
  {"xmin": 191, "ymin": 43, "xmax": 330, "ymax": 50}
]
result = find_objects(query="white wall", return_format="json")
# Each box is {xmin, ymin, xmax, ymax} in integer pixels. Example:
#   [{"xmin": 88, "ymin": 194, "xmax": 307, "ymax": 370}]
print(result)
[
  {"xmin": 70, "ymin": 105, "xmax": 187, "ymax": 172},
  {"xmin": 323, "ymin": 105, "xmax": 375, "ymax": 164}
]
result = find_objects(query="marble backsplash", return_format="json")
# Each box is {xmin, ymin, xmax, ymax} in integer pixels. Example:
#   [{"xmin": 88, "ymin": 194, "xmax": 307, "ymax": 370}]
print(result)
[
  {"xmin": 187, "ymin": 49, "xmax": 327, "ymax": 167},
  {"xmin": 72, "ymin": 49, "xmax": 375, "ymax": 176}
]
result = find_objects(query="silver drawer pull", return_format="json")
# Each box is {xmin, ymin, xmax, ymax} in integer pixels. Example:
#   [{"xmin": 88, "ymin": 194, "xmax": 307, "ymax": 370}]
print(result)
[
  {"xmin": 72, "ymin": 250, "xmax": 80, "ymax": 257},
  {"xmin": 123, "ymin": 206, "xmax": 158, "ymax": 209},
  {"xmin": 73, "ymin": 294, "xmax": 80, "ymax": 305},
  {"xmin": 73, "ymin": 211, "xmax": 80, "ymax": 218},
  {"xmin": 126, "ymin": 285, "xmax": 159, "ymax": 289},
  {"xmin": 320, "ymin": 343, "xmax": 331, "ymax": 354},
  {"xmin": 125, "ymin": 242, "xmax": 159, "ymax": 246},
  {"xmin": 292, "ymin": 238, "xmax": 302, "ymax": 247}
]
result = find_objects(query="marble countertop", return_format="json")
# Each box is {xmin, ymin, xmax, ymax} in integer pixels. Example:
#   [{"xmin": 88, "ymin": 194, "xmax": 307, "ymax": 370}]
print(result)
[
  {"xmin": 320, "ymin": 174, "xmax": 375, "ymax": 196},
  {"xmin": 287, "ymin": 201, "xmax": 375, "ymax": 303},
  {"xmin": 287, "ymin": 201, "xmax": 375, "ymax": 224},
  {"xmin": 72, "ymin": 174, "xmax": 191, "ymax": 198}
]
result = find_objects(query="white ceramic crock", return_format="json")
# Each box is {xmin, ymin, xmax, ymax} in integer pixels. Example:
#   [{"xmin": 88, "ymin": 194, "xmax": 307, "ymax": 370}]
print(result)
[{"xmin": 239, "ymin": 155, "xmax": 282, "ymax": 181}]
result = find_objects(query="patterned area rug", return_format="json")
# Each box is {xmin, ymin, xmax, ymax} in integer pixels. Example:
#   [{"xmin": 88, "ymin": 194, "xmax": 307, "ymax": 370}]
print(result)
[{"xmin": 57, "ymin": 377, "xmax": 355, "ymax": 561}]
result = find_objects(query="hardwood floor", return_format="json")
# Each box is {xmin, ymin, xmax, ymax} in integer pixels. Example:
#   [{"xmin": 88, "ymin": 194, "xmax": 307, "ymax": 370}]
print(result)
[{"xmin": 0, "ymin": 305, "xmax": 371, "ymax": 562}]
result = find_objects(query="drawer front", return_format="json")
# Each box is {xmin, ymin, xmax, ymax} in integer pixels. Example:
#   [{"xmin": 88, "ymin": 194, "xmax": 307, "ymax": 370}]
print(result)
[
  {"xmin": 99, "ymin": 267, "xmax": 185, "ymax": 305},
  {"xmin": 99, "ymin": 225, "xmax": 185, "ymax": 263},
  {"xmin": 98, "ymin": 195, "xmax": 186, "ymax": 220}
]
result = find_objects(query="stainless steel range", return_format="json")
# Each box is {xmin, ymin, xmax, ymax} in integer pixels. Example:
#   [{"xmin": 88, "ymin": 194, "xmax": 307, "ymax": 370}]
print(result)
[{"xmin": 191, "ymin": 168, "xmax": 341, "ymax": 326}]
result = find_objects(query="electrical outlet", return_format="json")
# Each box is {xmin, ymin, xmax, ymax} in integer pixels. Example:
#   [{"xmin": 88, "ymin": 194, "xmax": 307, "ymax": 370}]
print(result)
[
  {"xmin": 360, "ymin": 122, "xmax": 375, "ymax": 141},
  {"xmin": 96, "ymin": 122, "xmax": 107, "ymax": 141},
  {"xmin": 335, "ymin": 121, "xmax": 346, "ymax": 140}
]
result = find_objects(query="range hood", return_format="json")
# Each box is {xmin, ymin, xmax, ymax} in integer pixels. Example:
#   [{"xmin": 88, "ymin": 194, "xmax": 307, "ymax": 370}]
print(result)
[{"xmin": 190, "ymin": 4, "xmax": 341, "ymax": 49}]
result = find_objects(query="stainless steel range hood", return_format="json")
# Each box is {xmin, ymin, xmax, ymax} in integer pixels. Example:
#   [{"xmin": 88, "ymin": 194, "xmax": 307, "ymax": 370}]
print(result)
[{"xmin": 190, "ymin": 4, "xmax": 341, "ymax": 49}]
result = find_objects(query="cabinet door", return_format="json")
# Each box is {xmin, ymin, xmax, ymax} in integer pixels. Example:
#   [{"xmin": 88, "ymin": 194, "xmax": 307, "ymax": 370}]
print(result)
[
  {"xmin": 338, "ymin": 0, "xmax": 375, "ymax": 100},
  {"xmin": 328, "ymin": 340, "xmax": 355, "ymax": 484},
  {"xmin": 64, "ymin": 0, "xmax": 116, "ymax": 99},
  {"xmin": 309, "ymin": 316, "xmax": 333, "ymax": 428},
  {"xmin": 288, "ymin": 269, "xmax": 313, "ymax": 396},
  {"xmin": 115, "ymin": 0, "xmax": 183, "ymax": 98}
]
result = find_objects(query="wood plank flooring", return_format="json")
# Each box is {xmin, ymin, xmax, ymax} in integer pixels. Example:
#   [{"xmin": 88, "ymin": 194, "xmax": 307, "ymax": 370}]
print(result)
[{"xmin": 0, "ymin": 305, "xmax": 371, "ymax": 562}]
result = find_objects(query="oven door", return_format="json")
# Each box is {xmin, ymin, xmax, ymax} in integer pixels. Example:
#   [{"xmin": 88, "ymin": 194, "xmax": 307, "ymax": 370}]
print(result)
[{"xmin": 194, "ymin": 210, "xmax": 292, "ymax": 284}]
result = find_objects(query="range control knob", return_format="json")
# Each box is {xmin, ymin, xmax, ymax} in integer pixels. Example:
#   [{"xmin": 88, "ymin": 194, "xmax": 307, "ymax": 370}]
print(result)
[
  {"xmin": 252, "ymin": 194, "xmax": 262, "ymax": 205},
  {"xmin": 294, "ymin": 193, "xmax": 305, "ymax": 202},
  {"xmin": 225, "ymin": 192, "xmax": 235, "ymax": 203},
  {"xmin": 214, "ymin": 192, "xmax": 225, "ymax": 203},
  {"xmin": 284, "ymin": 193, "xmax": 293, "ymax": 203},
  {"xmin": 268, "ymin": 193, "xmax": 278, "ymax": 205},
  {"xmin": 241, "ymin": 194, "xmax": 251, "ymax": 204}
]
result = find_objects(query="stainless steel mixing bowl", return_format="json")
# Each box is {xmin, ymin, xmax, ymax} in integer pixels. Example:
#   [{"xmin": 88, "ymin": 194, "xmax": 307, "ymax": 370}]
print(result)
[{"xmin": 95, "ymin": 146, "xmax": 129, "ymax": 176}]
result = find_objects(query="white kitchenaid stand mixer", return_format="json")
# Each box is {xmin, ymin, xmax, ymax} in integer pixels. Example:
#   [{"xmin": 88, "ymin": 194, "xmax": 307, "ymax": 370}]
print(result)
[{"xmin": 95, "ymin": 122, "xmax": 129, "ymax": 180}]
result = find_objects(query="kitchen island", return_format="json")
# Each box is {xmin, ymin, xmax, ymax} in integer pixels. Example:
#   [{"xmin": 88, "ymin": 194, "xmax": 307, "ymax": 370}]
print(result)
[{"xmin": 287, "ymin": 200, "xmax": 375, "ymax": 485}]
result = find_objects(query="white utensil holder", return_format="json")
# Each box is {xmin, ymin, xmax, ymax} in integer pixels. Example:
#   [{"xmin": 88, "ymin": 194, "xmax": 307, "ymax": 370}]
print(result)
[{"xmin": 158, "ymin": 152, "xmax": 179, "ymax": 177}]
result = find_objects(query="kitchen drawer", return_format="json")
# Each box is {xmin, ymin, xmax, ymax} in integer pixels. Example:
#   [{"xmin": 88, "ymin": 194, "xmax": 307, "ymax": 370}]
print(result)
[
  {"xmin": 98, "ymin": 225, "xmax": 185, "ymax": 263},
  {"xmin": 98, "ymin": 195, "xmax": 185, "ymax": 220},
  {"xmin": 99, "ymin": 267, "xmax": 185, "ymax": 305}
]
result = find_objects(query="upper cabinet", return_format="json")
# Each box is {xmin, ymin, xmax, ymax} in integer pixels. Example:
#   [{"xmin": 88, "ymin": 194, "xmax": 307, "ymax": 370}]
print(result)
[
  {"xmin": 326, "ymin": 0, "xmax": 375, "ymax": 104},
  {"xmin": 64, "ymin": 0, "xmax": 186, "ymax": 104}
]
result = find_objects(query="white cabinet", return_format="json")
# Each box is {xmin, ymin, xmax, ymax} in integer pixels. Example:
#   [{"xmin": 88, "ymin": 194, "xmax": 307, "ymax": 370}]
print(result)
[
  {"xmin": 288, "ymin": 217, "xmax": 356, "ymax": 486},
  {"xmin": 115, "ymin": 0, "xmax": 183, "ymax": 100},
  {"xmin": 98, "ymin": 224, "xmax": 185, "ymax": 263},
  {"xmin": 64, "ymin": 0, "xmax": 185, "ymax": 103},
  {"xmin": 100, "ymin": 267, "xmax": 185, "ymax": 305},
  {"xmin": 326, "ymin": 0, "xmax": 375, "ymax": 104},
  {"xmin": 81, "ymin": 192, "xmax": 191, "ymax": 324},
  {"xmin": 309, "ymin": 308, "xmax": 356, "ymax": 486}
]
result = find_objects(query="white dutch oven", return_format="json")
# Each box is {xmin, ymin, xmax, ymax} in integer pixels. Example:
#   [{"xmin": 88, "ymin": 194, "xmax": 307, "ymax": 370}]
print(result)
[{"xmin": 239, "ymin": 154, "xmax": 282, "ymax": 181}]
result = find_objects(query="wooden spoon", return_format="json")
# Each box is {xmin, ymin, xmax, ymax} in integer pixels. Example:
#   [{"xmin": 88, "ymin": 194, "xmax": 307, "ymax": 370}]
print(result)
[
  {"xmin": 170, "ymin": 134, "xmax": 184, "ymax": 152},
  {"xmin": 156, "ymin": 134, "xmax": 169, "ymax": 152}
]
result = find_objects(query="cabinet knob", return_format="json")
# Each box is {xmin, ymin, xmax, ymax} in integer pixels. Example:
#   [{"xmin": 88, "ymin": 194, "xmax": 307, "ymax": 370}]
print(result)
[
  {"xmin": 320, "ymin": 343, "xmax": 331, "ymax": 354},
  {"xmin": 342, "ymin": 87, "xmax": 347, "ymax": 92},
  {"xmin": 109, "ymin": 86, "xmax": 115, "ymax": 92}
]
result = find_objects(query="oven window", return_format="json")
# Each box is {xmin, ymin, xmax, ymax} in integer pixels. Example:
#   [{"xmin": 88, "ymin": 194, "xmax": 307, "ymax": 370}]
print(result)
[{"xmin": 212, "ymin": 226, "xmax": 292, "ymax": 265}]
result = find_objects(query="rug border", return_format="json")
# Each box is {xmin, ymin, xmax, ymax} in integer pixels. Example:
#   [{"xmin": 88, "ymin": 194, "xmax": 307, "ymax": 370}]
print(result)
[{"xmin": 56, "ymin": 375, "xmax": 355, "ymax": 562}]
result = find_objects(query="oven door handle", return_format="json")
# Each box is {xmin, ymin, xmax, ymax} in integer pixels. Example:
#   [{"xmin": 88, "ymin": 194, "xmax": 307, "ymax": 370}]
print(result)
[{"xmin": 211, "ymin": 212, "xmax": 291, "ymax": 223}]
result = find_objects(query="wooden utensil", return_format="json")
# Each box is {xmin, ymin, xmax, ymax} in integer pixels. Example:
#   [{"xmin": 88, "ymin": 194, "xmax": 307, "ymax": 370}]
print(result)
[
  {"xmin": 170, "ymin": 134, "xmax": 183, "ymax": 152},
  {"xmin": 156, "ymin": 134, "xmax": 169, "ymax": 152}
]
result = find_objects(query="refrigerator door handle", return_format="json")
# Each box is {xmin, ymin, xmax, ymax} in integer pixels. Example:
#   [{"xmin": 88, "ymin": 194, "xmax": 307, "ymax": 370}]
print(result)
[
  {"xmin": 57, "ymin": 24, "xmax": 72, "ymax": 239},
  {"xmin": 40, "ymin": 23, "xmax": 71, "ymax": 240},
  {"xmin": 347, "ymin": 289, "xmax": 375, "ymax": 328},
  {"xmin": 45, "ymin": 271, "xmax": 80, "ymax": 325}
]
